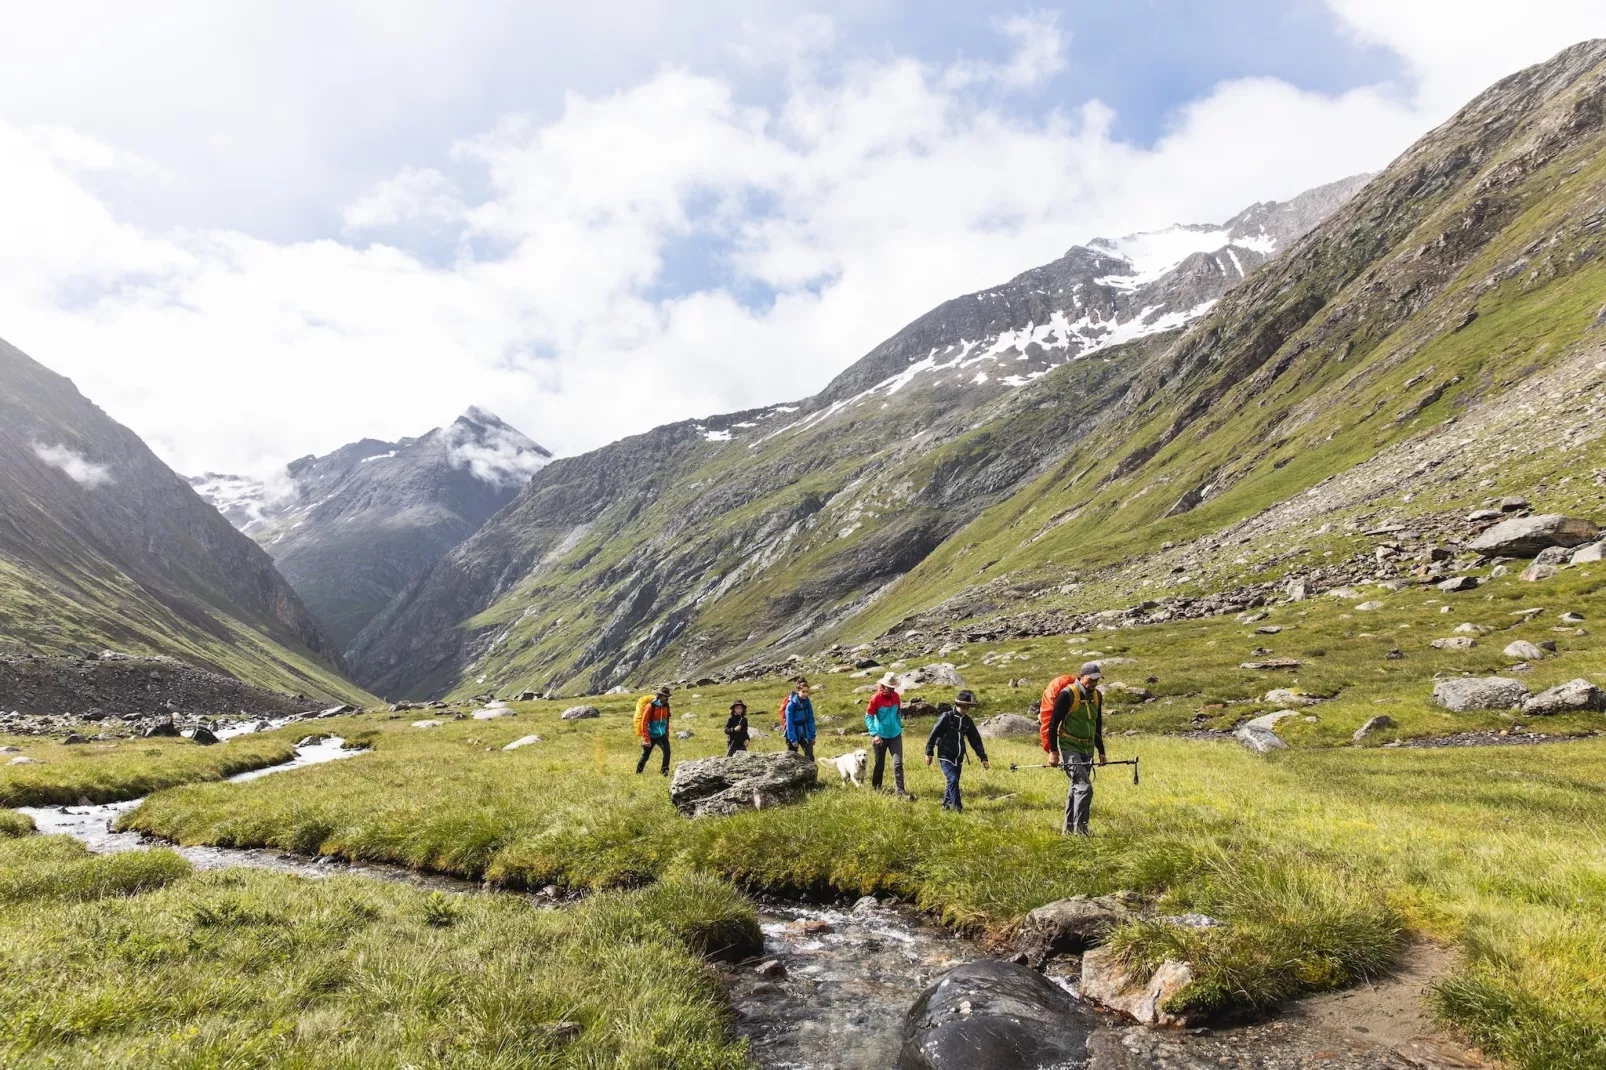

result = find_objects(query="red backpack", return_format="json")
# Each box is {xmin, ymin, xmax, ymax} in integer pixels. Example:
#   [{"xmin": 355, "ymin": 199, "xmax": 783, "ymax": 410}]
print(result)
[{"xmin": 1039, "ymin": 674, "xmax": 1079, "ymax": 751}]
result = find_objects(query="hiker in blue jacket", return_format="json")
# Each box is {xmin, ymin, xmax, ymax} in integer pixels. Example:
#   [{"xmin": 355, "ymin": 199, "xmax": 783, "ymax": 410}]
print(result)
[{"xmin": 784, "ymin": 678, "xmax": 816, "ymax": 761}]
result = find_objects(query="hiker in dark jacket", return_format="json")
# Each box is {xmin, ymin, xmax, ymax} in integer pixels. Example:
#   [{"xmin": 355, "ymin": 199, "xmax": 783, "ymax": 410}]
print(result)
[
  {"xmin": 724, "ymin": 700, "xmax": 750, "ymax": 756},
  {"xmin": 924, "ymin": 690, "xmax": 989, "ymax": 812}
]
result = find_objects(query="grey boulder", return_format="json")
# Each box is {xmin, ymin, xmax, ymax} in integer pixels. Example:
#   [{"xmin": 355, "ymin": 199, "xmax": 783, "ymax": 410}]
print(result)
[
  {"xmin": 1234, "ymin": 710, "xmax": 1297, "ymax": 753},
  {"xmin": 560, "ymin": 705, "xmax": 601, "ymax": 720},
  {"xmin": 668, "ymin": 751, "xmax": 819, "ymax": 818},
  {"xmin": 1468, "ymin": 515, "xmax": 1599, "ymax": 557},
  {"xmin": 1352, "ymin": 715, "xmax": 1396, "ymax": 742},
  {"xmin": 1502, "ymin": 640, "xmax": 1548, "ymax": 661},
  {"xmin": 1437, "ymin": 576, "xmax": 1479, "ymax": 592},
  {"xmin": 1523, "ymin": 679, "xmax": 1606, "ymax": 715},
  {"xmin": 978, "ymin": 713, "xmax": 1038, "ymax": 738},
  {"xmin": 1014, "ymin": 895, "xmax": 1132, "ymax": 966},
  {"xmin": 1572, "ymin": 541, "xmax": 1605, "ymax": 564},
  {"xmin": 1080, "ymin": 946, "xmax": 1195, "ymax": 1026},
  {"xmin": 1432, "ymin": 677, "xmax": 1530, "ymax": 711},
  {"xmin": 899, "ymin": 959, "xmax": 1095, "ymax": 1070}
]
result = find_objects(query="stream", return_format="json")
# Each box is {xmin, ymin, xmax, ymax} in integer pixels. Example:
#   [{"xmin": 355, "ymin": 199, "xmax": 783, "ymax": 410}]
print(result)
[{"xmin": 16, "ymin": 732, "xmax": 1479, "ymax": 1070}]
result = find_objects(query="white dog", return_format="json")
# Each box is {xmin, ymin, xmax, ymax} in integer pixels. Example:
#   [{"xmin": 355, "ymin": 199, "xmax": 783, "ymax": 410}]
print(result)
[{"xmin": 825, "ymin": 748, "xmax": 868, "ymax": 787}]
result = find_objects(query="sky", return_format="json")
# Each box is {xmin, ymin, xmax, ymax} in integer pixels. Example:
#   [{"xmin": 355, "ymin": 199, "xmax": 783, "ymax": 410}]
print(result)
[{"xmin": 0, "ymin": 1, "xmax": 1601, "ymax": 476}]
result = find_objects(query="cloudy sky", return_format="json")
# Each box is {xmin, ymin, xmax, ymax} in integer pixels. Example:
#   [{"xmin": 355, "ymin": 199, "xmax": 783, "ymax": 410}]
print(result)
[{"xmin": 1, "ymin": 1, "xmax": 1601, "ymax": 475}]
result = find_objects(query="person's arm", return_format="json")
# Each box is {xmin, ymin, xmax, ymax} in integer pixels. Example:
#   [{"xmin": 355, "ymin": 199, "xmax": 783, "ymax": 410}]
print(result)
[
  {"xmin": 1046, "ymin": 688, "xmax": 1071, "ymax": 760},
  {"xmin": 925, "ymin": 712, "xmax": 946, "ymax": 763},
  {"xmin": 964, "ymin": 717, "xmax": 988, "ymax": 767}
]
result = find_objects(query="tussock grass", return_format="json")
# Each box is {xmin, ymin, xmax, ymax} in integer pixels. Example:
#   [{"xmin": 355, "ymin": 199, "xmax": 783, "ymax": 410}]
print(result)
[
  {"xmin": 118, "ymin": 692, "xmax": 1606, "ymax": 1065},
  {"xmin": 0, "ymin": 835, "xmax": 191, "ymax": 903},
  {"xmin": 0, "ymin": 733, "xmax": 297, "ymax": 808},
  {"xmin": 0, "ymin": 810, "xmax": 31, "ymax": 838},
  {"xmin": 0, "ymin": 833, "xmax": 753, "ymax": 1068}
]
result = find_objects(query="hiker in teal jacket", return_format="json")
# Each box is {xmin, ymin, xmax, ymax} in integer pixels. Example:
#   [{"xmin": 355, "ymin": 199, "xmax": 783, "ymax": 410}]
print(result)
[{"xmin": 864, "ymin": 678, "xmax": 907, "ymax": 794}]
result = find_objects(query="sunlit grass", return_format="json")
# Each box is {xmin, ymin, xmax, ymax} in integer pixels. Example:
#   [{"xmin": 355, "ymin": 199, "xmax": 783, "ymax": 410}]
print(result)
[{"xmin": 0, "ymin": 732, "xmax": 297, "ymax": 808}]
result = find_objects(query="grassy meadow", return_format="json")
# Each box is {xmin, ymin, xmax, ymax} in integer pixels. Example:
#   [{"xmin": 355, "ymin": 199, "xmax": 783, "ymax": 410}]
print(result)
[
  {"xmin": 0, "ymin": 829, "xmax": 757, "ymax": 1068},
  {"xmin": 0, "ymin": 732, "xmax": 297, "ymax": 808}
]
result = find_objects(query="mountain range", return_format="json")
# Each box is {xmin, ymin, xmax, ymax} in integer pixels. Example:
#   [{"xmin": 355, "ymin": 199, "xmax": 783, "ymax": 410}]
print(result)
[
  {"xmin": 0, "ymin": 338, "xmax": 365, "ymax": 704},
  {"xmin": 190, "ymin": 408, "xmax": 550, "ymax": 651},
  {"xmin": 346, "ymin": 39, "xmax": 1606, "ymax": 700}
]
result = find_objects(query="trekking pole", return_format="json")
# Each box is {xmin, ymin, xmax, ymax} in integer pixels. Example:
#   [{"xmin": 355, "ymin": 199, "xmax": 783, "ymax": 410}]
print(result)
[{"xmin": 1008, "ymin": 756, "xmax": 1140, "ymax": 785}]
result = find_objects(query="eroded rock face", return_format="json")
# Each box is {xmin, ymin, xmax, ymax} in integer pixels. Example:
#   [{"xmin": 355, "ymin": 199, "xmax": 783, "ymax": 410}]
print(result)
[
  {"xmin": 1014, "ymin": 895, "xmax": 1132, "ymax": 967},
  {"xmin": 899, "ymin": 959, "xmax": 1094, "ymax": 1070},
  {"xmin": 1523, "ymin": 679, "xmax": 1606, "ymax": 716},
  {"xmin": 1080, "ymin": 946, "xmax": 1195, "ymax": 1026},
  {"xmin": 669, "ymin": 751, "xmax": 819, "ymax": 818},
  {"xmin": 1432, "ymin": 677, "xmax": 1529, "ymax": 711},
  {"xmin": 1467, "ymin": 514, "xmax": 1600, "ymax": 557},
  {"xmin": 978, "ymin": 713, "xmax": 1038, "ymax": 738}
]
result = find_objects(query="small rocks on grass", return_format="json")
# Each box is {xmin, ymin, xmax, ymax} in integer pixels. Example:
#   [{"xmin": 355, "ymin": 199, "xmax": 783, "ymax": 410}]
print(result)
[
  {"xmin": 1262, "ymin": 688, "xmax": 1315, "ymax": 707},
  {"xmin": 1254, "ymin": 625, "xmax": 1282, "ymax": 634},
  {"xmin": 1503, "ymin": 640, "xmax": 1549, "ymax": 661},
  {"xmin": 503, "ymin": 735, "xmax": 543, "ymax": 750},
  {"xmin": 1433, "ymin": 637, "xmax": 1477, "ymax": 650},
  {"xmin": 1521, "ymin": 564, "xmax": 1557, "ymax": 583},
  {"xmin": 8, "ymin": 756, "xmax": 42, "ymax": 765},
  {"xmin": 1560, "ymin": 612, "xmax": 1586, "ymax": 624},
  {"xmin": 1240, "ymin": 657, "xmax": 1301, "ymax": 670},
  {"xmin": 559, "ymin": 705, "xmax": 601, "ymax": 720},
  {"xmin": 410, "ymin": 719, "xmax": 442, "ymax": 729},
  {"xmin": 1356, "ymin": 600, "xmax": 1385, "ymax": 611},
  {"xmin": 1353, "ymin": 715, "xmax": 1397, "ymax": 742},
  {"xmin": 1433, "ymin": 677, "xmax": 1530, "ymax": 712},
  {"xmin": 1523, "ymin": 679, "xmax": 1606, "ymax": 715},
  {"xmin": 471, "ymin": 707, "xmax": 515, "ymax": 720},
  {"xmin": 978, "ymin": 714, "xmax": 1038, "ymax": 738},
  {"xmin": 1437, "ymin": 576, "xmax": 1479, "ymax": 592},
  {"xmin": 1235, "ymin": 711, "xmax": 1296, "ymax": 753},
  {"xmin": 675, "ymin": 730, "xmax": 694, "ymax": 739},
  {"xmin": 1454, "ymin": 622, "xmax": 1489, "ymax": 634}
]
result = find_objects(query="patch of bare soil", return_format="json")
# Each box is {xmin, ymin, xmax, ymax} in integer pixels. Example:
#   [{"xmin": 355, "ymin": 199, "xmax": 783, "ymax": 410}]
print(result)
[{"xmin": 1088, "ymin": 944, "xmax": 1489, "ymax": 1069}]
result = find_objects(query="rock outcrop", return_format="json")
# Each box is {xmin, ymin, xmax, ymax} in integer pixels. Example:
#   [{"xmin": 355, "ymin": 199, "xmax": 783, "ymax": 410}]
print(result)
[
  {"xmin": 1523, "ymin": 679, "xmax": 1606, "ymax": 715},
  {"xmin": 1433, "ymin": 677, "xmax": 1530, "ymax": 711},
  {"xmin": 668, "ymin": 751, "xmax": 819, "ymax": 818},
  {"xmin": 1468, "ymin": 514, "xmax": 1600, "ymax": 557},
  {"xmin": 899, "ymin": 959, "xmax": 1095, "ymax": 1070}
]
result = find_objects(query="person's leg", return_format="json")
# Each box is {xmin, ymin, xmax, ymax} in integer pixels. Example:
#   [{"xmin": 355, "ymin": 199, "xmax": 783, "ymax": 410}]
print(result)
[
  {"xmin": 726, "ymin": 738, "xmax": 739, "ymax": 757},
  {"xmin": 1060, "ymin": 751, "xmax": 1077, "ymax": 833},
  {"xmin": 801, "ymin": 739, "xmax": 814, "ymax": 761},
  {"xmin": 889, "ymin": 734, "xmax": 905, "ymax": 793},
  {"xmin": 942, "ymin": 760, "xmax": 961, "ymax": 810},
  {"xmin": 871, "ymin": 737, "xmax": 887, "ymax": 790},
  {"xmin": 1069, "ymin": 754, "xmax": 1093, "ymax": 834},
  {"xmin": 636, "ymin": 743, "xmax": 652, "ymax": 774},
  {"xmin": 950, "ymin": 761, "xmax": 963, "ymax": 813},
  {"xmin": 658, "ymin": 736, "xmax": 672, "ymax": 775}
]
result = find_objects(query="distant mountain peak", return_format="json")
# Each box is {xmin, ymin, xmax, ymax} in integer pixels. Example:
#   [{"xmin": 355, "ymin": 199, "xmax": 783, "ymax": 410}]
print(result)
[{"xmin": 444, "ymin": 407, "xmax": 552, "ymax": 489}]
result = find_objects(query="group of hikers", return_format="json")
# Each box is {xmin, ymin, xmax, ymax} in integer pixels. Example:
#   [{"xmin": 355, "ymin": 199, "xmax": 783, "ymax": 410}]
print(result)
[{"xmin": 633, "ymin": 661, "xmax": 1109, "ymax": 835}]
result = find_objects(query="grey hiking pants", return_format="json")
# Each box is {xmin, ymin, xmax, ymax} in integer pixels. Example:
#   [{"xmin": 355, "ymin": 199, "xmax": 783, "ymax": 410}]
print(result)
[{"xmin": 1061, "ymin": 751, "xmax": 1094, "ymax": 835}]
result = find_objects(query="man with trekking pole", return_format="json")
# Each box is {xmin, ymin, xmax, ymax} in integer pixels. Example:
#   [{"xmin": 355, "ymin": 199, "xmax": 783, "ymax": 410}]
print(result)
[{"xmin": 1041, "ymin": 663, "xmax": 1106, "ymax": 835}]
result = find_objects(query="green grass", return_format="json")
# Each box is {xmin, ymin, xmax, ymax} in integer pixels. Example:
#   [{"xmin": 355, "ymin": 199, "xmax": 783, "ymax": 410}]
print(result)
[
  {"xmin": 117, "ymin": 656, "xmax": 1606, "ymax": 1069},
  {"xmin": 0, "ymin": 733, "xmax": 298, "ymax": 808},
  {"xmin": 0, "ymin": 832, "xmax": 754, "ymax": 1068},
  {"xmin": 0, "ymin": 810, "xmax": 34, "ymax": 838}
]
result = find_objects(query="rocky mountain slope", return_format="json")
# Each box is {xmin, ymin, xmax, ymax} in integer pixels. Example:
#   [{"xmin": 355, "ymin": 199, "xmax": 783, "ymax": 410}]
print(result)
[
  {"xmin": 0, "ymin": 339, "xmax": 368, "ymax": 703},
  {"xmin": 192, "ymin": 408, "xmax": 550, "ymax": 650},
  {"xmin": 347, "ymin": 179, "xmax": 1367, "ymax": 697}
]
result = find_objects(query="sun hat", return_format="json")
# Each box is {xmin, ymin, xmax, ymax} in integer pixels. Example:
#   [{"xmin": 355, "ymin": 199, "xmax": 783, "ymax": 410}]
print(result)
[{"xmin": 954, "ymin": 689, "xmax": 979, "ymax": 707}]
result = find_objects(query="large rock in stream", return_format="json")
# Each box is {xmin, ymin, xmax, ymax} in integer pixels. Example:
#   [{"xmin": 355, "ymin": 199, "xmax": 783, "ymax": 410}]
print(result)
[
  {"xmin": 900, "ymin": 959, "xmax": 1094, "ymax": 1070},
  {"xmin": 668, "ymin": 751, "xmax": 819, "ymax": 818}
]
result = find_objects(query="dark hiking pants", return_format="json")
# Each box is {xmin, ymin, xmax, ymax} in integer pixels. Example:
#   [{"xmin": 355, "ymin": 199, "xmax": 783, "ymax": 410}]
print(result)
[
  {"xmin": 637, "ymin": 736, "xmax": 671, "ymax": 775},
  {"xmin": 787, "ymin": 738, "xmax": 815, "ymax": 761},
  {"xmin": 1061, "ymin": 751, "xmax": 1094, "ymax": 834},
  {"xmin": 940, "ymin": 758, "xmax": 964, "ymax": 812},
  {"xmin": 725, "ymin": 738, "xmax": 747, "ymax": 757},
  {"xmin": 871, "ymin": 734, "xmax": 905, "ymax": 792}
]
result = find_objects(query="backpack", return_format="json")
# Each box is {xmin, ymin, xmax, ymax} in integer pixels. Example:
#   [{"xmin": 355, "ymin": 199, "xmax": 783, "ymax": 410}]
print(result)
[
  {"xmin": 777, "ymin": 694, "xmax": 791, "ymax": 730},
  {"xmin": 1039, "ymin": 675, "xmax": 1079, "ymax": 751},
  {"xmin": 633, "ymin": 695, "xmax": 656, "ymax": 739}
]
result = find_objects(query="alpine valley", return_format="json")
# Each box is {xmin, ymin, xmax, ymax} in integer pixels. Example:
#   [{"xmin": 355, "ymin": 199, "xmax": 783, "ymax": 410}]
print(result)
[{"xmin": 349, "ymin": 40, "xmax": 1606, "ymax": 701}]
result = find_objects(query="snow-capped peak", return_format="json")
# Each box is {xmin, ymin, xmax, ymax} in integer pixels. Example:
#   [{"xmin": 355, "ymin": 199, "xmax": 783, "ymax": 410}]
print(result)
[{"xmin": 444, "ymin": 407, "xmax": 552, "ymax": 489}]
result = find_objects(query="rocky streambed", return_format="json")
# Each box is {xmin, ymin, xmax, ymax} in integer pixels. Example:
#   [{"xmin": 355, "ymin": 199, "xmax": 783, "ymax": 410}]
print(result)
[{"xmin": 21, "ymin": 735, "xmax": 1483, "ymax": 1070}]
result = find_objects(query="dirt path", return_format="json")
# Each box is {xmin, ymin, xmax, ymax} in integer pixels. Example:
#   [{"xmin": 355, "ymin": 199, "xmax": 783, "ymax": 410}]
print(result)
[{"xmin": 1087, "ymin": 944, "xmax": 1489, "ymax": 1069}]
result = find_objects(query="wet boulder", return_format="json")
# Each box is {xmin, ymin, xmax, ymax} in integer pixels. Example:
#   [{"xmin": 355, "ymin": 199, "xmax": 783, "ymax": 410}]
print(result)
[
  {"xmin": 899, "ymin": 959, "xmax": 1094, "ymax": 1070},
  {"xmin": 1523, "ymin": 679, "xmax": 1606, "ymax": 716},
  {"xmin": 1433, "ymin": 677, "xmax": 1529, "ymax": 711},
  {"xmin": 1014, "ymin": 895, "xmax": 1132, "ymax": 966},
  {"xmin": 669, "ymin": 751, "xmax": 819, "ymax": 818},
  {"xmin": 560, "ymin": 705, "xmax": 601, "ymax": 720},
  {"xmin": 978, "ymin": 714, "xmax": 1038, "ymax": 739},
  {"xmin": 1468, "ymin": 514, "xmax": 1599, "ymax": 557}
]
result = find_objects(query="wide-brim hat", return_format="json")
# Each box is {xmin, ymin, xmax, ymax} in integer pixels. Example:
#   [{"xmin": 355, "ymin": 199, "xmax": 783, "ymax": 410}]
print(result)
[{"xmin": 954, "ymin": 689, "xmax": 979, "ymax": 707}]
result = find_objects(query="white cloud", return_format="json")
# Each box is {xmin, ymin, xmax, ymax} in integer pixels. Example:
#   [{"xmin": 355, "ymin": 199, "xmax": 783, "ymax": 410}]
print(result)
[
  {"xmin": 0, "ymin": 6, "xmax": 1598, "ymax": 479},
  {"xmin": 33, "ymin": 443, "xmax": 114, "ymax": 488}
]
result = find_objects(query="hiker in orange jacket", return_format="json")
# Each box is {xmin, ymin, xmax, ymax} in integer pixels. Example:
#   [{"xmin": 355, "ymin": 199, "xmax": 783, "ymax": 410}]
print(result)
[{"xmin": 634, "ymin": 686, "xmax": 674, "ymax": 775}]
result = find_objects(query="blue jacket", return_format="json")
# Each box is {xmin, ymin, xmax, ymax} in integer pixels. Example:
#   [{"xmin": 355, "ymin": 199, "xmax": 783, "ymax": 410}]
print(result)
[{"xmin": 784, "ymin": 693, "xmax": 816, "ymax": 743}]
